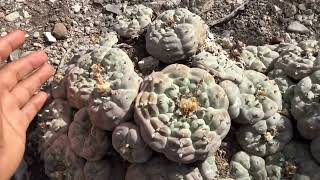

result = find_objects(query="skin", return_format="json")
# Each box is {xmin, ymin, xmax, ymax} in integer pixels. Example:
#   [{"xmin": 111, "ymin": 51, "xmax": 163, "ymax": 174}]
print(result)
[{"xmin": 0, "ymin": 30, "xmax": 54, "ymax": 180}]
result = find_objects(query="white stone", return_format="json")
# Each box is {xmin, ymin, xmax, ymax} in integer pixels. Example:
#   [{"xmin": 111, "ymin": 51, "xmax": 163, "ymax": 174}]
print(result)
[
  {"xmin": 5, "ymin": 11, "xmax": 20, "ymax": 22},
  {"xmin": 72, "ymin": 4, "xmax": 82, "ymax": 13},
  {"xmin": 44, "ymin": 32, "xmax": 57, "ymax": 42}
]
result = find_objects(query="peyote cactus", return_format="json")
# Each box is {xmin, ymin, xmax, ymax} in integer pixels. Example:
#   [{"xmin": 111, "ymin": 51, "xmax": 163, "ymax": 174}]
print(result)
[
  {"xmin": 134, "ymin": 64, "xmax": 230, "ymax": 163},
  {"xmin": 44, "ymin": 134, "xmax": 85, "ymax": 180},
  {"xmin": 236, "ymin": 113, "xmax": 293, "ymax": 157},
  {"xmin": 239, "ymin": 45, "xmax": 280, "ymax": 73},
  {"xmin": 83, "ymin": 160, "xmax": 111, "ymax": 180},
  {"xmin": 39, "ymin": 99, "xmax": 73, "ymax": 152},
  {"xmin": 191, "ymin": 51, "xmax": 244, "ymax": 83},
  {"xmin": 64, "ymin": 33, "xmax": 142, "ymax": 130},
  {"xmin": 267, "ymin": 69, "xmax": 295, "ymax": 100},
  {"xmin": 125, "ymin": 155, "xmax": 218, "ymax": 180},
  {"xmin": 219, "ymin": 70, "xmax": 282, "ymax": 124},
  {"xmin": 311, "ymin": 136, "xmax": 320, "ymax": 164},
  {"xmin": 199, "ymin": 155, "xmax": 218, "ymax": 180},
  {"xmin": 112, "ymin": 122, "xmax": 153, "ymax": 163},
  {"xmin": 113, "ymin": 4, "xmax": 153, "ymax": 38},
  {"xmin": 274, "ymin": 40, "xmax": 320, "ymax": 80},
  {"xmin": 230, "ymin": 151, "xmax": 268, "ymax": 180},
  {"xmin": 65, "ymin": 33, "xmax": 119, "ymax": 109},
  {"xmin": 265, "ymin": 141, "xmax": 320, "ymax": 180},
  {"xmin": 291, "ymin": 70, "xmax": 320, "ymax": 139},
  {"xmin": 68, "ymin": 108, "xmax": 110, "ymax": 161},
  {"xmin": 145, "ymin": 8, "xmax": 208, "ymax": 64}
]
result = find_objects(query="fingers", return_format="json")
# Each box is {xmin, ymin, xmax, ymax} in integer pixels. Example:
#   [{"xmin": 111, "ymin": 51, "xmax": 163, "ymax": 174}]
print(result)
[
  {"xmin": 0, "ymin": 30, "xmax": 25, "ymax": 61},
  {"xmin": 11, "ymin": 63, "xmax": 54, "ymax": 108},
  {"xmin": 21, "ymin": 91, "xmax": 48, "ymax": 128},
  {"xmin": 0, "ymin": 51, "xmax": 49, "ymax": 90}
]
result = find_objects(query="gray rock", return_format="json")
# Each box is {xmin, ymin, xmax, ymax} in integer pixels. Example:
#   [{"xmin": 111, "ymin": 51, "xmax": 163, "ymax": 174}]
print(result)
[
  {"xmin": 5, "ymin": 11, "xmax": 20, "ymax": 22},
  {"xmin": 52, "ymin": 23, "xmax": 68, "ymax": 40},
  {"xmin": 33, "ymin": 32, "xmax": 40, "ymax": 38},
  {"xmin": 44, "ymin": 32, "xmax": 57, "ymax": 43},
  {"xmin": 104, "ymin": 4, "xmax": 122, "ymax": 15},
  {"xmin": 287, "ymin": 21, "xmax": 309, "ymax": 33},
  {"xmin": 283, "ymin": 2, "xmax": 297, "ymax": 17}
]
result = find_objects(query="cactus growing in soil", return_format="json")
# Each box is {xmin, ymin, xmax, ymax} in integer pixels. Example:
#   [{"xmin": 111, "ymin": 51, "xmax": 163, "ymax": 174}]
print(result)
[
  {"xmin": 239, "ymin": 45, "xmax": 280, "ymax": 73},
  {"xmin": 274, "ymin": 40, "xmax": 320, "ymax": 80},
  {"xmin": 230, "ymin": 151, "xmax": 268, "ymax": 180},
  {"xmin": 265, "ymin": 141, "xmax": 320, "ymax": 180},
  {"xmin": 83, "ymin": 160, "xmax": 111, "ymax": 180},
  {"xmin": 191, "ymin": 51, "xmax": 244, "ymax": 83},
  {"xmin": 113, "ymin": 4, "xmax": 153, "ymax": 38},
  {"xmin": 135, "ymin": 64, "xmax": 230, "ymax": 163},
  {"xmin": 236, "ymin": 113, "xmax": 293, "ymax": 157},
  {"xmin": 219, "ymin": 70, "xmax": 282, "ymax": 124},
  {"xmin": 64, "ymin": 33, "xmax": 142, "ymax": 130},
  {"xmin": 44, "ymin": 134, "xmax": 85, "ymax": 180},
  {"xmin": 125, "ymin": 155, "xmax": 218, "ymax": 180},
  {"xmin": 146, "ymin": 8, "xmax": 208, "ymax": 64},
  {"xmin": 112, "ymin": 122, "xmax": 153, "ymax": 163},
  {"xmin": 39, "ymin": 99, "xmax": 73, "ymax": 152},
  {"xmin": 291, "ymin": 70, "xmax": 320, "ymax": 139},
  {"xmin": 68, "ymin": 108, "xmax": 110, "ymax": 161}
]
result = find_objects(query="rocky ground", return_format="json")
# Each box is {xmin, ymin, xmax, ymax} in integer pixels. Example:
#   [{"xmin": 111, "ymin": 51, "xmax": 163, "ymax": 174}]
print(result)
[{"xmin": 1, "ymin": 0, "xmax": 319, "ymax": 179}]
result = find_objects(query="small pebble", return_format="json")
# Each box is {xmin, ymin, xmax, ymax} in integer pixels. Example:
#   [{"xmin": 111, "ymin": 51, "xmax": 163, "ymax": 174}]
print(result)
[
  {"xmin": 1, "ymin": 32, "xmax": 7, "ymax": 37},
  {"xmin": 33, "ymin": 32, "xmax": 40, "ymax": 38},
  {"xmin": 72, "ymin": 4, "xmax": 82, "ymax": 13},
  {"xmin": 52, "ymin": 23, "xmax": 68, "ymax": 40},
  {"xmin": 44, "ymin": 32, "xmax": 57, "ymax": 43},
  {"xmin": 5, "ymin": 11, "xmax": 20, "ymax": 22},
  {"xmin": 287, "ymin": 21, "xmax": 309, "ymax": 33}
]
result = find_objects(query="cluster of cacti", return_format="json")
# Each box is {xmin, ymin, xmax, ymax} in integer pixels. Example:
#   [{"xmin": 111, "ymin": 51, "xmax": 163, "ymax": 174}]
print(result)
[
  {"xmin": 239, "ymin": 45, "xmax": 280, "ymax": 73},
  {"xmin": 113, "ymin": 4, "xmax": 153, "ymax": 38},
  {"xmin": 36, "ymin": 5, "xmax": 320, "ymax": 180}
]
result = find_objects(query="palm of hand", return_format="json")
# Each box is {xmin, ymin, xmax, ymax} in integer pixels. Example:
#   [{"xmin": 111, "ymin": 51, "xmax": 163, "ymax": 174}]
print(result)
[{"xmin": 0, "ymin": 30, "xmax": 54, "ymax": 180}]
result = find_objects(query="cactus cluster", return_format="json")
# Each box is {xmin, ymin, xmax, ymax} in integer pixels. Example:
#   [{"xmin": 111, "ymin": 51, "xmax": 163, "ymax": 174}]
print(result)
[
  {"xmin": 36, "ymin": 5, "xmax": 320, "ymax": 180},
  {"xmin": 113, "ymin": 4, "xmax": 153, "ymax": 38}
]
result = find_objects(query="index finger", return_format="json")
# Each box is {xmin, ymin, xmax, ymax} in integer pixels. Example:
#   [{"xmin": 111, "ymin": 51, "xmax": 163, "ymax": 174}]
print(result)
[{"xmin": 0, "ymin": 30, "xmax": 26, "ymax": 61}]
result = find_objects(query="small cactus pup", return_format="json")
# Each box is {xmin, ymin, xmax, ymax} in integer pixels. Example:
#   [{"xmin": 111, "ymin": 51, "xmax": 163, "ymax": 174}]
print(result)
[
  {"xmin": 113, "ymin": 4, "xmax": 153, "ymax": 38},
  {"xmin": 236, "ymin": 113, "xmax": 293, "ymax": 157},
  {"xmin": 39, "ymin": 99, "xmax": 73, "ymax": 152},
  {"xmin": 125, "ymin": 155, "xmax": 218, "ymax": 180},
  {"xmin": 44, "ymin": 134, "xmax": 85, "ymax": 180},
  {"xmin": 265, "ymin": 141, "xmax": 320, "ymax": 180},
  {"xmin": 112, "ymin": 122, "xmax": 153, "ymax": 163},
  {"xmin": 68, "ymin": 108, "xmax": 110, "ymax": 161},
  {"xmin": 267, "ymin": 69, "xmax": 295, "ymax": 116},
  {"xmin": 146, "ymin": 8, "xmax": 208, "ymax": 64},
  {"xmin": 291, "ymin": 70, "xmax": 320, "ymax": 139},
  {"xmin": 274, "ymin": 40, "xmax": 320, "ymax": 80},
  {"xmin": 198, "ymin": 155, "xmax": 218, "ymax": 180},
  {"xmin": 239, "ymin": 45, "xmax": 280, "ymax": 73},
  {"xmin": 219, "ymin": 70, "xmax": 282, "ymax": 124},
  {"xmin": 135, "ymin": 64, "xmax": 230, "ymax": 164},
  {"xmin": 83, "ymin": 160, "xmax": 111, "ymax": 180},
  {"xmin": 311, "ymin": 136, "xmax": 320, "ymax": 164},
  {"xmin": 191, "ymin": 51, "xmax": 245, "ymax": 83},
  {"xmin": 230, "ymin": 151, "xmax": 268, "ymax": 180}
]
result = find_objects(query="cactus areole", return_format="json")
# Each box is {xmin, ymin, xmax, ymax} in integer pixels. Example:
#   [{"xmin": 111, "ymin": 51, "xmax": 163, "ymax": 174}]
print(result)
[{"xmin": 134, "ymin": 64, "xmax": 230, "ymax": 164}]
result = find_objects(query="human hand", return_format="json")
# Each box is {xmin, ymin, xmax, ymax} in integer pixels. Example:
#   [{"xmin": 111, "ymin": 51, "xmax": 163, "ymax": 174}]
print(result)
[{"xmin": 0, "ymin": 30, "xmax": 54, "ymax": 180}]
